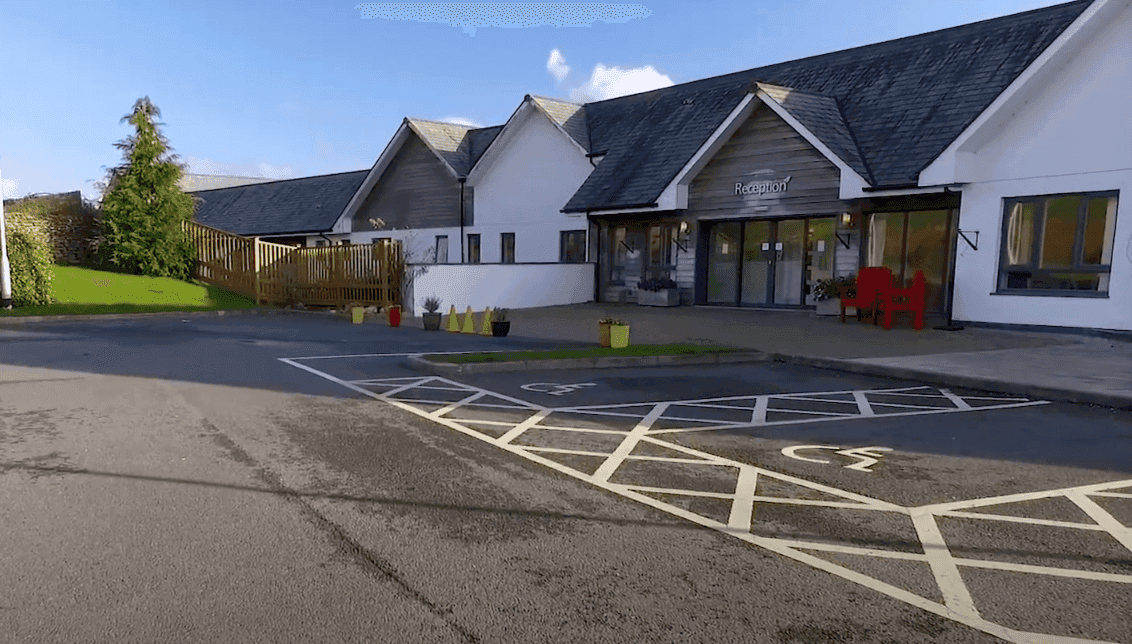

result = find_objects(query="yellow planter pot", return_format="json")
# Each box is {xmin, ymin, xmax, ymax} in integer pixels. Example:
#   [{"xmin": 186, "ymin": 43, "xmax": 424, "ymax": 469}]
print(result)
[
  {"xmin": 351, "ymin": 307, "xmax": 364, "ymax": 324},
  {"xmin": 610, "ymin": 324, "xmax": 630, "ymax": 348}
]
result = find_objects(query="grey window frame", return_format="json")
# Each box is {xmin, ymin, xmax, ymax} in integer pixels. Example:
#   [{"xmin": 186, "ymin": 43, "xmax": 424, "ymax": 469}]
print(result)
[
  {"xmin": 501, "ymin": 232, "xmax": 515, "ymax": 264},
  {"xmin": 435, "ymin": 235, "xmax": 449, "ymax": 264},
  {"xmin": 467, "ymin": 233, "xmax": 481, "ymax": 264},
  {"xmin": 560, "ymin": 229, "xmax": 587, "ymax": 263},
  {"xmin": 996, "ymin": 190, "xmax": 1118, "ymax": 296}
]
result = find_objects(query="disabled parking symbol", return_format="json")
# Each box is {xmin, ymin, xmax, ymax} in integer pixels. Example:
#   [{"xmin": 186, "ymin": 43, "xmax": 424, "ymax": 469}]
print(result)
[
  {"xmin": 781, "ymin": 445, "xmax": 893, "ymax": 472},
  {"xmin": 520, "ymin": 382, "xmax": 598, "ymax": 396}
]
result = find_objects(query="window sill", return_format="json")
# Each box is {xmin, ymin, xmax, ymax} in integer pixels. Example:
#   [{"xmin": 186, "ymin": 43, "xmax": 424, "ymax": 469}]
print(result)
[{"xmin": 991, "ymin": 290, "xmax": 1108, "ymax": 299}]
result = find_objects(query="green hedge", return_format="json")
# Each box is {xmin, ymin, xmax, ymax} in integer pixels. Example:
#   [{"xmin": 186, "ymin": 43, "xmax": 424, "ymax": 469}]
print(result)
[{"xmin": 4, "ymin": 219, "xmax": 56, "ymax": 306}]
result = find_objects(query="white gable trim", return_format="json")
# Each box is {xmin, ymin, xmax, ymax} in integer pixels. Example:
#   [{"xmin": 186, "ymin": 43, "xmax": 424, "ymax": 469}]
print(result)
[
  {"xmin": 645, "ymin": 87, "xmax": 873, "ymax": 210},
  {"xmin": 465, "ymin": 96, "xmax": 588, "ymax": 184},
  {"xmin": 528, "ymin": 98, "xmax": 590, "ymax": 157},
  {"xmin": 919, "ymin": 0, "xmax": 1128, "ymax": 186},
  {"xmin": 750, "ymin": 87, "xmax": 872, "ymax": 200},
  {"xmin": 404, "ymin": 120, "xmax": 464, "ymax": 181},
  {"xmin": 333, "ymin": 122, "xmax": 414, "ymax": 234}
]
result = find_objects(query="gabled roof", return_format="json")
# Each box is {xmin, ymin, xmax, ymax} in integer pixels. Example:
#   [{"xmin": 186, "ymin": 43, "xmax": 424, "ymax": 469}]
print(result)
[
  {"xmin": 405, "ymin": 118, "xmax": 503, "ymax": 177},
  {"xmin": 528, "ymin": 95, "xmax": 589, "ymax": 152},
  {"xmin": 190, "ymin": 170, "xmax": 368, "ymax": 236},
  {"xmin": 565, "ymin": 0, "xmax": 1092, "ymax": 212},
  {"xmin": 755, "ymin": 83, "xmax": 871, "ymax": 185}
]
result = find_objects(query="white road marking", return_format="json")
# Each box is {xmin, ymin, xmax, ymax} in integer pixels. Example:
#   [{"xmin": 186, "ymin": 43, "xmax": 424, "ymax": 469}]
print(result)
[
  {"xmin": 781, "ymin": 445, "xmax": 892, "ymax": 472},
  {"xmin": 592, "ymin": 403, "xmax": 670, "ymax": 483},
  {"xmin": 728, "ymin": 466, "xmax": 759, "ymax": 531},
  {"xmin": 782, "ymin": 445, "xmax": 837, "ymax": 464},
  {"xmin": 837, "ymin": 446, "xmax": 893, "ymax": 472},
  {"xmin": 911, "ymin": 510, "xmax": 981, "ymax": 618},
  {"xmin": 280, "ymin": 352, "xmax": 1131, "ymax": 644},
  {"xmin": 520, "ymin": 382, "xmax": 598, "ymax": 396},
  {"xmin": 1065, "ymin": 492, "xmax": 1132, "ymax": 554}
]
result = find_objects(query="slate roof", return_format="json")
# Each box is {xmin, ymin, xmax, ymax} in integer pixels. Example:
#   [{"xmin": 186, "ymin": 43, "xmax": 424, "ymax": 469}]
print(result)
[
  {"xmin": 756, "ymin": 83, "xmax": 871, "ymax": 184},
  {"xmin": 189, "ymin": 170, "xmax": 369, "ymax": 237},
  {"xmin": 529, "ymin": 96, "xmax": 589, "ymax": 151},
  {"xmin": 406, "ymin": 119, "xmax": 503, "ymax": 177},
  {"xmin": 564, "ymin": 0, "xmax": 1092, "ymax": 212}
]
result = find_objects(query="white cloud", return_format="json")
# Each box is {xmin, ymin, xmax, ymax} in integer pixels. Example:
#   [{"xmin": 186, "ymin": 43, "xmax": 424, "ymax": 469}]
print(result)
[
  {"xmin": 1, "ymin": 177, "xmax": 20, "ymax": 199},
  {"xmin": 547, "ymin": 49, "xmax": 570, "ymax": 84},
  {"xmin": 568, "ymin": 63, "xmax": 673, "ymax": 102},
  {"xmin": 185, "ymin": 156, "xmax": 295, "ymax": 179},
  {"xmin": 438, "ymin": 116, "xmax": 483, "ymax": 128}
]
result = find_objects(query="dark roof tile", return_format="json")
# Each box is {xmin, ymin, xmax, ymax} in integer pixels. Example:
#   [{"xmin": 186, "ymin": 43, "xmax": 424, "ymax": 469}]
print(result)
[
  {"xmin": 190, "ymin": 170, "xmax": 368, "ymax": 237},
  {"xmin": 566, "ymin": 0, "xmax": 1091, "ymax": 210}
]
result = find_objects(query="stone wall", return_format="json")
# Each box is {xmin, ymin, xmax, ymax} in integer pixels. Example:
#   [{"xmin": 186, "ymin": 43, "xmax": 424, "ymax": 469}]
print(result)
[{"xmin": 3, "ymin": 191, "xmax": 100, "ymax": 265}]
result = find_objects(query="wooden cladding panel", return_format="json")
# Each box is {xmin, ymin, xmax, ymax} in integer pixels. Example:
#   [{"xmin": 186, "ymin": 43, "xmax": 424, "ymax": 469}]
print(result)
[
  {"xmin": 688, "ymin": 104, "xmax": 849, "ymax": 220},
  {"xmin": 352, "ymin": 134, "xmax": 462, "ymax": 231}
]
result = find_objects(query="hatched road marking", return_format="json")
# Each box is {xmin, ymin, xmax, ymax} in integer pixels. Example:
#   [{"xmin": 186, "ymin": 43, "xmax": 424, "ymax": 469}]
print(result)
[{"xmin": 281, "ymin": 352, "xmax": 1130, "ymax": 644}]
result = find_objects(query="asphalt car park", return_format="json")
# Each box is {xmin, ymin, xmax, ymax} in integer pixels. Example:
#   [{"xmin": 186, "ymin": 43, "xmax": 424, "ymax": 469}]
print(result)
[
  {"xmin": 3, "ymin": 315, "xmax": 1130, "ymax": 643},
  {"xmin": 285, "ymin": 349, "xmax": 1132, "ymax": 643}
]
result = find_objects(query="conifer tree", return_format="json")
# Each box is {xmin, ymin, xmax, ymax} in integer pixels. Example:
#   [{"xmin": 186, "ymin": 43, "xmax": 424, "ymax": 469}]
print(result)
[{"xmin": 96, "ymin": 97, "xmax": 196, "ymax": 280}]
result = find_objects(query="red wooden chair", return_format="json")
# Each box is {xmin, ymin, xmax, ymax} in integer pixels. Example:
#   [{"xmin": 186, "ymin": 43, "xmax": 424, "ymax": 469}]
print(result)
[
  {"xmin": 840, "ymin": 267, "xmax": 893, "ymax": 325},
  {"xmin": 879, "ymin": 270, "xmax": 927, "ymax": 330}
]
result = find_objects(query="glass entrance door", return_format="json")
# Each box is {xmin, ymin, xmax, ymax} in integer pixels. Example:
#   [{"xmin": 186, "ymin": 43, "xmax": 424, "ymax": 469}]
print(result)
[
  {"xmin": 740, "ymin": 221, "xmax": 770, "ymax": 305},
  {"xmin": 706, "ymin": 217, "xmax": 836, "ymax": 307},
  {"xmin": 707, "ymin": 222, "xmax": 740, "ymax": 304}
]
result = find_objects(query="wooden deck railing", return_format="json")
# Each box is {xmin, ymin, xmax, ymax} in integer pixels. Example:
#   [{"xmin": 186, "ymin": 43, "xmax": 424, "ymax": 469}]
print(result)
[{"xmin": 183, "ymin": 221, "xmax": 403, "ymax": 308}]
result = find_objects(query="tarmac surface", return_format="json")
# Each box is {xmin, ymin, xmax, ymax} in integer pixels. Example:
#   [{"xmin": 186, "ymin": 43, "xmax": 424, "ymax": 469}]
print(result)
[{"xmin": 2, "ymin": 302, "xmax": 1129, "ymax": 408}]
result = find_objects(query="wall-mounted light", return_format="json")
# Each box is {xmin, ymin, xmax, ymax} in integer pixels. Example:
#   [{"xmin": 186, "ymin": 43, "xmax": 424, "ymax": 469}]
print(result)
[{"xmin": 840, "ymin": 212, "xmax": 859, "ymax": 228}]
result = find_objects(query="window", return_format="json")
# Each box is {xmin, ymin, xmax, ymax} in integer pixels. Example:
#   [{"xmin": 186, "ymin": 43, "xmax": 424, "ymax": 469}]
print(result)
[
  {"xmin": 501, "ymin": 233, "xmax": 515, "ymax": 264},
  {"xmin": 560, "ymin": 230, "xmax": 587, "ymax": 263},
  {"xmin": 998, "ymin": 191, "xmax": 1118, "ymax": 293},
  {"xmin": 314, "ymin": 240, "xmax": 327, "ymax": 247},
  {"xmin": 649, "ymin": 224, "xmax": 676, "ymax": 267},
  {"xmin": 435, "ymin": 236, "xmax": 448, "ymax": 263},
  {"xmin": 467, "ymin": 233, "xmax": 481, "ymax": 264}
]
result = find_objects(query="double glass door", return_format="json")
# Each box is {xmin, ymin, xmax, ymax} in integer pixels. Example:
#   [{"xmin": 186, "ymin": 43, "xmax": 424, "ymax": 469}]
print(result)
[{"xmin": 707, "ymin": 217, "xmax": 835, "ymax": 307}]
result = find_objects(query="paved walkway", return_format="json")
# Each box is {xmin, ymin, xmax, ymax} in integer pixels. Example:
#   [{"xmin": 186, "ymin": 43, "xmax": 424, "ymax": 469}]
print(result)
[{"xmin": 499, "ymin": 303, "xmax": 1132, "ymax": 409}]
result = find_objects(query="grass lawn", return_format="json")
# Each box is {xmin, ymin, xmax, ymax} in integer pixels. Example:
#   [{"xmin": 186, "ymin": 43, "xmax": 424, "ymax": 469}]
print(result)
[
  {"xmin": 427, "ymin": 343, "xmax": 747, "ymax": 364},
  {"xmin": 0, "ymin": 264, "xmax": 263, "ymax": 317}
]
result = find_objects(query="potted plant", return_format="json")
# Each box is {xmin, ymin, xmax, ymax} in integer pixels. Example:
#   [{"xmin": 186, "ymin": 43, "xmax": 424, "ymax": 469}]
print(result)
[
  {"xmin": 636, "ymin": 277, "xmax": 680, "ymax": 307},
  {"xmin": 812, "ymin": 275, "xmax": 856, "ymax": 316},
  {"xmin": 421, "ymin": 296, "xmax": 442, "ymax": 331},
  {"xmin": 491, "ymin": 307, "xmax": 510, "ymax": 337},
  {"xmin": 609, "ymin": 319, "xmax": 630, "ymax": 348},
  {"xmin": 598, "ymin": 317, "xmax": 627, "ymax": 348}
]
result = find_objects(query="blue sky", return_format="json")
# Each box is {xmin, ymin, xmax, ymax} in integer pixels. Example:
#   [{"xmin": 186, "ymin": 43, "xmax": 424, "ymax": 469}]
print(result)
[{"xmin": 0, "ymin": 0, "xmax": 1073, "ymax": 201}]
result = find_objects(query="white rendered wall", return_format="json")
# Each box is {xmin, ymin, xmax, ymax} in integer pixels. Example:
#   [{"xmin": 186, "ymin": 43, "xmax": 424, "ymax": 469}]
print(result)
[
  {"xmin": 469, "ymin": 107, "xmax": 594, "ymax": 263},
  {"xmin": 950, "ymin": 6, "xmax": 1132, "ymax": 331},
  {"xmin": 407, "ymin": 262, "xmax": 595, "ymax": 316}
]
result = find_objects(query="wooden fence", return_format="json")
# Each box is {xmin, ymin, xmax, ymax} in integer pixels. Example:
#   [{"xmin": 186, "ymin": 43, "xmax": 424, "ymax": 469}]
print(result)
[{"xmin": 183, "ymin": 221, "xmax": 403, "ymax": 308}]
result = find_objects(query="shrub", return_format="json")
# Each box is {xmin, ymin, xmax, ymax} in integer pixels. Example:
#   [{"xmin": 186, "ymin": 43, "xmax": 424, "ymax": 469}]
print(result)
[
  {"xmin": 637, "ymin": 277, "xmax": 678, "ymax": 292},
  {"xmin": 4, "ymin": 219, "xmax": 55, "ymax": 306}
]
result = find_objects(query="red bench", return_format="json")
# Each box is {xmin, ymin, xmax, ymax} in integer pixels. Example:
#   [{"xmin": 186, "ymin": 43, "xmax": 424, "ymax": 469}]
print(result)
[
  {"xmin": 879, "ymin": 270, "xmax": 927, "ymax": 330},
  {"xmin": 839, "ymin": 267, "xmax": 893, "ymax": 325}
]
